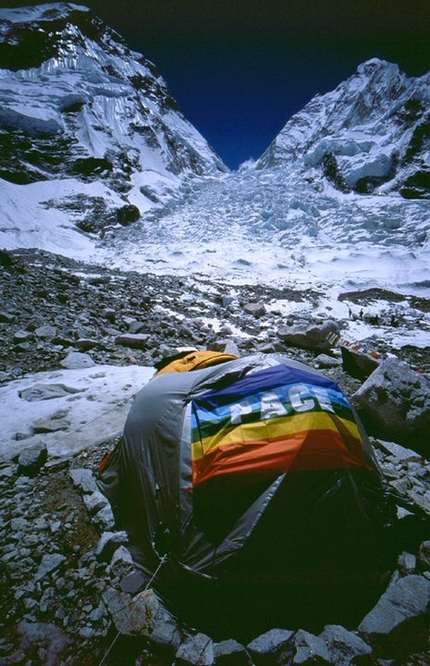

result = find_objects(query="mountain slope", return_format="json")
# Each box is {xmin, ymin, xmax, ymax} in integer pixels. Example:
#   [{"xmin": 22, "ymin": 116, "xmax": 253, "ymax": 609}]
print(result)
[{"xmin": 0, "ymin": 2, "xmax": 226, "ymax": 249}]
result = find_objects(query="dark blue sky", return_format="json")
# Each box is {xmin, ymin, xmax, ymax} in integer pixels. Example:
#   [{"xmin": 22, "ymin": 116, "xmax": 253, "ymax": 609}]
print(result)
[{"xmin": 4, "ymin": 0, "xmax": 430, "ymax": 169}]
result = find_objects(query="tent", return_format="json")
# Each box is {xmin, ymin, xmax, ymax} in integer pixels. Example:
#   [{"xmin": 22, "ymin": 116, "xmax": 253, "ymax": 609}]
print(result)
[{"xmin": 98, "ymin": 352, "xmax": 395, "ymax": 639}]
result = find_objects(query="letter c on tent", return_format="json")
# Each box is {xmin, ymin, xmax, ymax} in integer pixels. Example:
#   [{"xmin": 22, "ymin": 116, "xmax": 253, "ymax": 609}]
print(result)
[{"xmin": 288, "ymin": 384, "xmax": 315, "ymax": 413}]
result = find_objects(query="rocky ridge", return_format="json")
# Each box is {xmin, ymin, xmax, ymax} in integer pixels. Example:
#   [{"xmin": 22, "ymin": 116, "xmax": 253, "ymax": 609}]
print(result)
[{"xmin": 1, "ymin": 248, "xmax": 430, "ymax": 665}]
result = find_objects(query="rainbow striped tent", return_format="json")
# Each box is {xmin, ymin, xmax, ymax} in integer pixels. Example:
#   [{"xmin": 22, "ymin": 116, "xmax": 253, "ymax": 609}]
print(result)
[{"xmin": 99, "ymin": 353, "xmax": 394, "ymax": 637}]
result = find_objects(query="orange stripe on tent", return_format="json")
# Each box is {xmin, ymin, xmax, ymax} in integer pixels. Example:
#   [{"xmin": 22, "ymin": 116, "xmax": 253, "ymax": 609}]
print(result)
[{"xmin": 191, "ymin": 427, "xmax": 365, "ymax": 487}]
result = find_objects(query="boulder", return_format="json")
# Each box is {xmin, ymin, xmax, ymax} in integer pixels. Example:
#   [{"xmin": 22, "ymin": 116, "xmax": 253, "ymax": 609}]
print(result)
[
  {"xmin": 278, "ymin": 319, "xmax": 340, "ymax": 351},
  {"xmin": 358, "ymin": 574, "xmax": 430, "ymax": 658},
  {"xmin": 352, "ymin": 357, "xmax": 430, "ymax": 451},
  {"xmin": 35, "ymin": 553, "xmax": 67, "ymax": 582},
  {"xmin": 96, "ymin": 530, "xmax": 129, "ymax": 561},
  {"xmin": 102, "ymin": 587, "xmax": 182, "ymax": 650},
  {"xmin": 246, "ymin": 628, "xmax": 294, "ymax": 666},
  {"xmin": 117, "ymin": 204, "xmax": 140, "ymax": 226},
  {"xmin": 83, "ymin": 490, "xmax": 109, "ymax": 516},
  {"xmin": 35, "ymin": 325, "xmax": 57, "ymax": 340},
  {"xmin": 19, "ymin": 383, "xmax": 83, "ymax": 401},
  {"xmin": 92, "ymin": 504, "xmax": 115, "ymax": 532}
]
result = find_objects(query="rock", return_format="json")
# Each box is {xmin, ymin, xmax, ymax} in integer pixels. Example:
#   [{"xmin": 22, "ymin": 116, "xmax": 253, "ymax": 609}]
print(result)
[
  {"xmin": 35, "ymin": 325, "xmax": 57, "ymax": 340},
  {"xmin": 352, "ymin": 357, "xmax": 430, "ymax": 450},
  {"xmin": 92, "ymin": 503, "xmax": 115, "ymax": 531},
  {"xmin": 83, "ymin": 490, "xmax": 109, "ymax": 516},
  {"xmin": 341, "ymin": 345, "xmax": 381, "ymax": 380},
  {"xmin": 60, "ymin": 351, "xmax": 95, "ymax": 369},
  {"xmin": 96, "ymin": 530, "xmax": 129, "ymax": 561},
  {"xmin": 314, "ymin": 353, "xmax": 341, "ymax": 369},
  {"xmin": 16, "ymin": 620, "xmax": 70, "ymax": 666},
  {"xmin": 102, "ymin": 587, "xmax": 182, "ymax": 650},
  {"xmin": 397, "ymin": 552, "xmax": 417, "ymax": 576},
  {"xmin": 243, "ymin": 302, "xmax": 266, "ymax": 317},
  {"xmin": 0, "ymin": 310, "xmax": 15, "ymax": 323},
  {"xmin": 418, "ymin": 540, "xmax": 430, "ymax": 569},
  {"xmin": 17, "ymin": 442, "xmax": 48, "ymax": 476},
  {"xmin": 109, "ymin": 545, "xmax": 134, "ymax": 577},
  {"xmin": 117, "ymin": 203, "xmax": 140, "ymax": 226},
  {"xmin": 247, "ymin": 628, "xmax": 294, "ymax": 666},
  {"xmin": 74, "ymin": 338, "xmax": 100, "ymax": 351},
  {"xmin": 36, "ymin": 553, "xmax": 67, "ymax": 581},
  {"xmin": 32, "ymin": 418, "xmax": 70, "ymax": 433},
  {"xmin": 290, "ymin": 629, "xmax": 331, "ymax": 665},
  {"xmin": 13, "ymin": 329, "xmax": 33, "ymax": 344},
  {"xmin": 69, "ymin": 468, "xmax": 99, "ymax": 494},
  {"xmin": 175, "ymin": 632, "xmax": 214, "ymax": 666},
  {"xmin": 372, "ymin": 438, "xmax": 422, "ymax": 463},
  {"xmin": 103, "ymin": 308, "xmax": 116, "ymax": 323},
  {"xmin": 213, "ymin": 639, "xmax": 251, "ymax": 665},
  {"xmin": 318, "ymin": 624, "xmax": 372, "ymax": 666},
  {"xmin": 115, "ymin": 333, "xmax": 151, "ymax": 349},
  {"xmin": 128, "ymin": 320, "xmax": 147, "ymax": 334},
  {"xmin": 120, "ymin": 570, "xmax": 146, "ymax": 595},
  {"xmin": 358, "ymin": 574, "xmax": 430, "ymax": 658},
  {"xmin": 209, "ymin": 338, "xmax": 241, "ymax": 357},
  {"xmin": 278, "ymin": 319, "xmax": 340, "ymax": 351}
]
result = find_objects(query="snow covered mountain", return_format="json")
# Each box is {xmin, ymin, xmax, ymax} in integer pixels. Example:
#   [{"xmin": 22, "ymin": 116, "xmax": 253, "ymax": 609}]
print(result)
[
  {"xmin": 0, "ymin": 2, "xmax": 226, "ymax": 249},
  {"xmin": 258, "ymin": 58, "xmax": 430, "ymax": 200}
]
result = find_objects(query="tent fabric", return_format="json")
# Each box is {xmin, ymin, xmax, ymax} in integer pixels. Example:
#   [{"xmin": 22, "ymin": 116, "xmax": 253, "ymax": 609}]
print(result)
[
  {"xmin": 98, "ymin": 353, "xmax": 395, "ymax": 635},
  {"xmin": 154, "ymin": 349, "xmax": 238, "ymax": 375}
]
